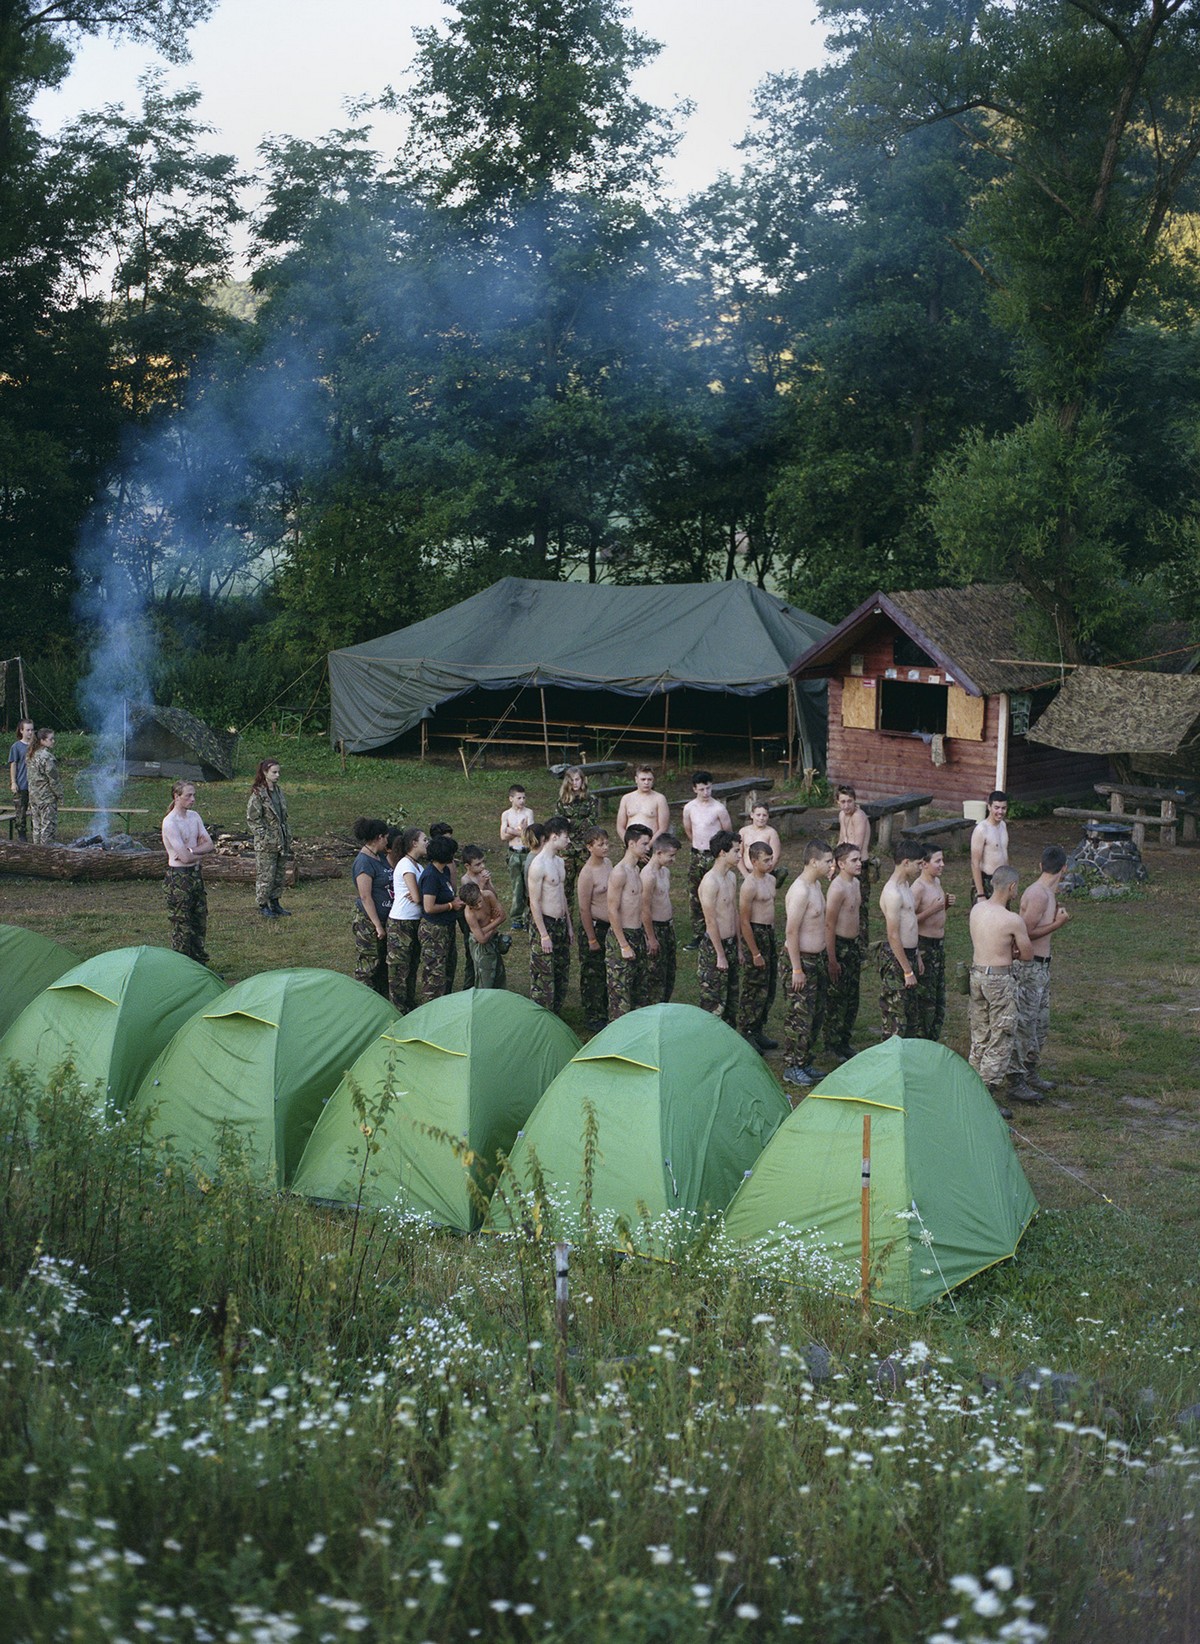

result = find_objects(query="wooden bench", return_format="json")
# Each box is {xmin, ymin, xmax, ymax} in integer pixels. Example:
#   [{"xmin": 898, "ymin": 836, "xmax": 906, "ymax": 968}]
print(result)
[
  {"xmin": 1054, "ymin": 807, "xmax": 1177, "ymax": 851},
  {"xmin": 860, "ymin": 792, "xmax": 934, "ymax": 854},
  {"xmin": 5, "ymin": 805, "xmax": 149, "ymax": 840},
  {"xmin": 1093, "ymin": 782, "xmax": 1199, "ymax": 848},
  {"xmin": 899, "ymin": 816, "xmax": 976, "ymax": 854}
]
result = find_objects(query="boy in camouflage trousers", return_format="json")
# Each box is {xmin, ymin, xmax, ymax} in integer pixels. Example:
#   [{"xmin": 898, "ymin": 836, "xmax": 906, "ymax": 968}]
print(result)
[
  {"xmin": 782, "ymin": 838, "xmax": 834, "ymax": 1086},
  {"xmin": 641, "ymin": 832, "xmax": 680, "ymax": 1005},
  {"xmin": 576, "ymin": 827, "xmax": 612, "ymax": 1030},
  {"xmin": 605, "ymin": 824, "xmax": 653, "ymax": 1018},
  {"xmin": 823, "ymin": 842, "xmax": 863, "ymax": 1059},
  {"xmin": 529, "ymin": 816, "xmax": 573, "ymax": 1014},
  {"xmin": 737, "ymin": 841, "xmax": 778, "ymax": 1049},
  {"xmin": 697, "ymin": 830, "xmax": 742, "ymax": 1028},
  {"xmin": 161, "ymin": 780, "xmax": 215, "ymax": 964}
]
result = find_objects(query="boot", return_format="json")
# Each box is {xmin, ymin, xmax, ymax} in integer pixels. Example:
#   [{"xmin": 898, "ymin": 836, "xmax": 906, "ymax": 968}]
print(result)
[
  {"xmin": 1008, "ymin": 1076, "xmax": 1044, "ymax": 1104},
  {"xmin": 986, "ymin": 1081, "xmax": 1014, "ymax": 1120},
  {"xmin": 1028, "ymin": 1074, "xmax": 1055, "ymax": 1091},
  {"xmin": 754, "ymin": 1029, "xmax": 779, "ymax": 1052},
  {"xmin": 259, "ymin": 904, "xmax": 278, "ymax": 918},
  {"xmin": 271, "ymin": 899, "xmax": 292, "ymax": 917}
]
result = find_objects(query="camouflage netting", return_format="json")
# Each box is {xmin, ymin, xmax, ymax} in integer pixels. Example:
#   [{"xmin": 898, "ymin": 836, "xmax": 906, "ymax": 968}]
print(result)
[{"xmin": 1027, "ymin": 667, "xmax": 1200, "ymax": 779}]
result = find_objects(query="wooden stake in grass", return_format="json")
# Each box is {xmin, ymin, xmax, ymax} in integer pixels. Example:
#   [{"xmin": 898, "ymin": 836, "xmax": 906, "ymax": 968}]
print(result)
[
  {"xmin": 555, "ymin": 1241, "xmax": 570, "ymax": 1410},
  {"xmin": 860, "ymin": 1113, "xmax": 871, "ymax": 1314}
]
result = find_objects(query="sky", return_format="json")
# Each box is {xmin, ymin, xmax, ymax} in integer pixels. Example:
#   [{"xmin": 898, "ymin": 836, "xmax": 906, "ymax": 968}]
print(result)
[{"xmin": 31, "ymin": 0, "xmax": 828, "ymax": 211}]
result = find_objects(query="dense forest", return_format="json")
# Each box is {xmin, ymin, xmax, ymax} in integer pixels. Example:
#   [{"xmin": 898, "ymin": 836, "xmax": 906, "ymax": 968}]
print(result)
[{"xmin": 4, "ymin": 0, "xmax": 1200, "ymax": 727}]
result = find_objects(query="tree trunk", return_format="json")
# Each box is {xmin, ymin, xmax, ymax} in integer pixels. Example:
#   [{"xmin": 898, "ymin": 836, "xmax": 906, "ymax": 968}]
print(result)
[{"xmin": 0, "ymin": 843, "xmax": 343, "ymax": 883}]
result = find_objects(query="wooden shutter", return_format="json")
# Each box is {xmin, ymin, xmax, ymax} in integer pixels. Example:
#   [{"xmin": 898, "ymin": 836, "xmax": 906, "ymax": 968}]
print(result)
[
  {"xmin": 841, "ymin": 676, "xmax": 878, "ymax": 730},
  {"xmin": 946, "ymin": 684, "xmax": 985, "ymax": 740}
]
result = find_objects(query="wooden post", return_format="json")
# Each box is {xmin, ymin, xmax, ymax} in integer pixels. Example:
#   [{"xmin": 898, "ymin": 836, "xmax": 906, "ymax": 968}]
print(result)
[
  {"xmin": 420, "ymin": 719, "xmax": 427, "ymax": 762},
  {"xmin": 1162, "ymin": 798, "xmax": 1177, "ymax": 849},
  {"xmin": 860, "ymin": 1114, "xmax": 872, "ymax": 1314},
  {"xmin": 540, "ymin": 688, "xmax": 551, "ymax": 767},
  {"xmin": 661, "ymin": 687, "xmax": 670, "ymax": 769},
  {"xmin": 785, "ymin": 685, "xmax": 795, "ymax": 781},
  {"xmin": 555, "ymin": 1242, "xmax": 570, "ymax": 1411},
  {"xmin": 338, "ymin": 738, "xmax": 346, "ymax": 775},
  {"xmin": 747, "ymin": 703, "xmax": 755, "ymax": 767}
]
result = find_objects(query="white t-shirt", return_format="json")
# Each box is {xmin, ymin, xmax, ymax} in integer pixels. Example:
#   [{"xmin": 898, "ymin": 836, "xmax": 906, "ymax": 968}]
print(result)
[
  {"xmin": 389, "ymin": 855, "xmax": 423, "ymax": 921},
  {"xmin": 162, "ymin": 807, "xmax": 210, "ymax": 867}
]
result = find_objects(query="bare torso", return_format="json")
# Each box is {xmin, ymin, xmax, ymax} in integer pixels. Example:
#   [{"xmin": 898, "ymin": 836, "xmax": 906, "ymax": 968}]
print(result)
[{"xmin": 641, "ymin": 860, "xmax": 673, "ymax": 921}]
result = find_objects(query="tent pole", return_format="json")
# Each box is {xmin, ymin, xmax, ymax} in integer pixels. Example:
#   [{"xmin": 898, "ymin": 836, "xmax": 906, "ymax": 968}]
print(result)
[
  {"xmin": 747, "ymin": 702, "xmax": 754, "ymax": 767},
  {"xmin": 661, "ymin": 687, "xmax": 670, "ymax": 768},
  {"xmin": 540, "ymin": 687, "xmax": 551, "ymax": 767},
  {"xmin": 420, "ymin": 719, "xmax": 427, "ymax": 762},
  {"xmin": 860, "ymin": 1114, "xmax": 872, "ymax": 1314},
  {"xmin": 786, "ymin": 684, "xmax": 795, "ymax": 781}
]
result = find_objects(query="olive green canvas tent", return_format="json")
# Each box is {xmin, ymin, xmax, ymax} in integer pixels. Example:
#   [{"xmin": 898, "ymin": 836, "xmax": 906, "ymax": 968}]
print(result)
[
  {"xmin": 0, "ymin": 944, "xmax": 224, "ymax": 1113},
  {"xmin": 723, "ymin": 1038, "xmax": 1038, "ymax": 1311},
  {"xmin": 292, "ymin": 991, "xmax": 581, "ymax": 1230},
  {"xmin": 130, "ymin": 969, "xmax": 397, "ymax": 1188},
  {"xmin": 0, "ymin": 924, "xmax": 80, "ymax": 1037},
  {"xmin": 486, "ymin": 1004, "xmax": 791, "ymax": 1253}
]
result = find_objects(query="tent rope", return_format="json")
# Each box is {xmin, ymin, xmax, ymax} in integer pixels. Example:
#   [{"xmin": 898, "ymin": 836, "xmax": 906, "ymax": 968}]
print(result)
[
  {"xmin": 237, "ymin": 657, "xmax": 327, "ymax": 737},
  {"xmin": 603, "ymin": 673, "xmax": 671, "ymax": 756},
  {"xmin": 1009, "ymin": 1128, "xmax": 1121, "ymax": 1209},
  {"xmin": 463, "ymin": 674, "xmax": 539, "ymax": 771}
]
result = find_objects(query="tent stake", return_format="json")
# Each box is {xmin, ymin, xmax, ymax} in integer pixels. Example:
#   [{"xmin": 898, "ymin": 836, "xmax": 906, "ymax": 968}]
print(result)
[
  {"xmin": 860, "ymin": 1114, "xmax": 872, "ymax": 1314},
  {"xmin": 555, "ymin": 1242, "xmax": 571, "ymax": 1411}
]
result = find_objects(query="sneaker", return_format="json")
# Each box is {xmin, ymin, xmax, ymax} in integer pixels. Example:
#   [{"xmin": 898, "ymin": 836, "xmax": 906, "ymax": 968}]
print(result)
[
  {"xmin": 783, "ymin": 1064, "xmax": 813, "ymax": 1085},
  {"xmin": 682, "ymin": 940, "xmax": 699, "ymax": 952}
]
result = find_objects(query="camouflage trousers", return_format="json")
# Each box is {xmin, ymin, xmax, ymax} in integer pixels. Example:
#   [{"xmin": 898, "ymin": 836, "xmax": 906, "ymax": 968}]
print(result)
[
  {"xmin": 969, "ymin": 967, "xmax": 1017, "ymax": 1086},
  {"xmin": 11, "ymin": 789, "xmax": 28, "ymax": 841},
  {"xmin": 648, "ymin": 919, "xmax": 677, "ymax": 1004},
  {"xmin": 698, "ymin": 933, "xmax": 739, "ymax": 1027},
  {"xmin": 453, "ymin": 911, "xmax": 474, "ymax": 992},
  {"xmin": 254, "ymin": 845, "xmax": 286, "ymax": 908},
  {"xmin": 530, "ymin": 915, "xmax": 571, "ymax": 1014},
  {"xmin": 784, "ymin": 951, "xmax": 827, "ymax": 1067},
  {"xmin": 880, "ymin": 945, "xmax": 920, "ymax": 1039},
  {"xmin": 30, "ymin": 800, "xmax": 58, "ymax": 845},
  {"xmin": 507, "ymin": 848, "xmax": 529, "ymax": 924},
  {"xmin": 824, "ymin": 934, "xmax": 862, "ymax": 1052},
  {"xmin": 165, "ymin": 866, "xmax": 209, "ymax": 965},
  {"xmin": 386, "ymin": 917, "xmax": 421, "ymax": 1012},
  {"xmin": 737, "ymin": 922, "xmax": 777, "ymax": 1036},
  {"xmin": 606, "ymin": 926, "xmax": 649, "ymax": 1019},
  {"xmin": 468, "ymin": 933, "xmax": 507, "ymax": 990},
  {"xmin": 915, "ymin": 935, "xmax": 946, "ymax": 1041},
  {"xmin": 353, "ymin": 907, "xmax": 388, "ymax": 996},
  {"xmin": 419, "ymin": 918, "xmax": 455, "ymax": 1004},
  {"xmin": 1009, "ymin": 957, "xmax": 1051, "ymax": 1078},
  {"xmin": 577, "ymin": 918, "xmax": 610, "ymax": 1023},
  {"xmin": 563, "ymin": 848, "xmax": 583, "ymax": 913},
  {"xmin": 970, "ymin": 871, "xmax": 995, "ymax": 908},
  {"xmin": 688, "ymin": 849, "xmax": 715, "ymax": 942}
]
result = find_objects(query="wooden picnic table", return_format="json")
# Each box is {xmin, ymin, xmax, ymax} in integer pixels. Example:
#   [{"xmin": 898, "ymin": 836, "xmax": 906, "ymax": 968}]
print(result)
[
  {"xmin": 860, "ymin": 792, "xmax": 934, "ymax": 854},
  {"xmin": 1093, "ymin": 782, "xmax": 1198, "ymax": 847},
  {"xmin": 900, "ymin": 815, "xmax": 976, "ymax": 854},
  {"xmin": 3, "ymin": 804, "xmax": 149, "ymax": 841},
  {"xmin": 546, "ymin": 759, "xmax": 629, "ymax": 779}
]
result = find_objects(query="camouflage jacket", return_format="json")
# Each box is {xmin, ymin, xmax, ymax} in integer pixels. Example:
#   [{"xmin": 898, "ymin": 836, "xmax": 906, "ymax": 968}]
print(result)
[{"xmin": 246, "ymin": 784, "xmax": 292, "ymax": 853}]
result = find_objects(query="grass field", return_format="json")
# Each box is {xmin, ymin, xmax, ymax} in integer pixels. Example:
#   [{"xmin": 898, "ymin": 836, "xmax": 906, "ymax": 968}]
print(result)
[{"xmin": 1, "ymin": 735, "xmax": 1198, "ymax": 1641}]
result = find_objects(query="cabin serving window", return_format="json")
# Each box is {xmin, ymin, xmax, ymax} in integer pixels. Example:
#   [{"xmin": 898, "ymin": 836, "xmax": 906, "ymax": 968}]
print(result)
[{"xmin": 879, "ymin": 679, "xmax": 948, "ymax": 735}]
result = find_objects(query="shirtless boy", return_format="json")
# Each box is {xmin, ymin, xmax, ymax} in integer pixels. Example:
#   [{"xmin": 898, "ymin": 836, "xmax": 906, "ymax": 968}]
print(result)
[
  {"xmin": 683, "ymin": 771, "xmax": 733, "ymax": 947},
  {"xmin": 528, "ymin": 815, "xmax": 573, "ymax": 1014},
  {"xmin": 823, "ymin": 842, "xmax": 863, "ymax": 1060},
  {"xmin": 737, "ymin": 841, "xmax": 779, "ymax": 1051},
  {"xmin": 782, "ymin": 838, "xmax": 835, "ymax": 1086},
  {"xmin": 697, "ymin": 829, "xmax": 742, "ymax": 1027},
  {"xmin": 1009, "ymin": 844, "xmax": 1071, "ymax": 1099},
  {"xmin": 968, "ymin": 864, "xmax": 1033, "ymax": 1116},
  {"xmin": 615, "ymin": 767, "xmax": 670, "ymax": 840},
  {"xmin": 576, "ymin": 826, "xmax": 612, "ymax": 1031},
  {"xmin": 461, "ymin": 879, "xmax": 508, "ymax": 990},
  {"xmin": 500, "ymin": 785, "xmax": 535, "ymax": 929},
  {"xmin": 605, "ymin": 823, "xmax": 654, "ymax": 1018},
  {"xmin": 739, "ymin": 802, "xmax": 785, "ymax": 888},
  {"xmin": 641, "ymin": 831, "xmax": 680, "ymax": 1004},
  {"xmin": 836, "ymin": 785, "xmax": 873, "ymax": 944},
  {"xmin": 912, "ymin": 848, "xmax": 956, "ymax": 1042},
  {"xmin": 970, "ymin": 790, "xmax": 1010, "ymax": 904},
  {"xmin": 879, "ymin": 840, "xmax": 928, "ymax": 1041}
]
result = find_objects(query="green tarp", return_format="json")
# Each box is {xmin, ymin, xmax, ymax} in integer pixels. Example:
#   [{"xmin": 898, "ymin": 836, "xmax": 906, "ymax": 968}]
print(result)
[
  {"xmin": 0, "ymin": 924, "xmax": 80, "ymax": 1038},
  {"xmin": 292, "ymin": 991, "xmax": 581, "ymax": 1230},
  {"xmin": 0, "ymin": 944, "xmax": 224, "ymax": 1113},
  {"xmin": 723, "ymin": 1038, "xmax": 1039, "ymax": 1310},
  {"xmin": 329, "ymin": 577, "xmax": 830, "ymax": 767},
  {"xmin": 130, "ymin": 968, "xmax": 397, "ymax": 1187},
  {"xmin": 486, "ymin": 1004, "xmax": 791, "ymax": 1253}
]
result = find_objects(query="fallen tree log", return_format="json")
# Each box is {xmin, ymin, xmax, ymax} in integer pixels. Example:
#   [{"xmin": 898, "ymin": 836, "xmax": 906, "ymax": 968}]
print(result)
[{"xmin": 0, "ymin": 841, "xmax": 345, "ymax": 884}]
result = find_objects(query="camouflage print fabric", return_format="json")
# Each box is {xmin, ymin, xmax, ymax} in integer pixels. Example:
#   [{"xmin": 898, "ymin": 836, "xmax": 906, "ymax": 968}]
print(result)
[
  {"xmin": 530, "ymin": 914, "xmax": 571, "ymax": 1013},
  {"xmin": 687, "ymin": 849, "xmax": 715, "ymax": 943},
  {"xmin": 577, "ymin": 918, "xmax": 610, "ymax": 1022},
  {"xmin": 353, "ymin": 906, "xmax": 388, "ymax": 995},
  {"xmin": 737, "ymin": 922, "xmax": 777, "ymax": 1036},
  {"xmin": 879, "ymin": 945, "xmax": 920, "ymax": 1039},
  {"xmin": 12, "ymin": 789, "xmax": 29, "ymax": 841},
  {"xmin": 698, "ymin": 933, "xmax": 739, "ymax": 1027},
  {"xmin": 165, "ymin": 866, "xmax": 209, "ymax": 965},
  {"xmin": 507, "ymin": 848, "xmax": 529, "ymax": 923},
  {"xmin": 27, "ymin": 748, "xmax": 64, "ymax": 808},
  {"xmin": 605, "ymin": 926, "xmax": 649, "ymax": 1019},
  {"xmin": 649, "ymin": 918, "xmax": 677, "ymax": 1004},
  {"xmin": 386, "ymin": 918, "xmax": 421, "ymax": 1012},
  {"xmin": 970, "ymin": 871, "xmax": 995, "ymax": 908},
  {"xmin": 915, "ymin": 935, "xmax": 946, "ymax": 1041},
  {"xmin": 563, "ymin": 793, "xmax": 599, "ymax": 908},
  {"xmin": 419, "ymin": 918, "xmax": 455, "ymax": 1004},
  {"xmin": 246, "ymin": 786, "xmax": 291, "ymax": 854},
  {"xmin": 858, "ymin": 858, "xmax": 878, "ymax": 950},
  {"xmin": 468, "ymin": 934, "xmax": 507, "ymax": 990},
  {"xmin": 969, "ymin": 968, "xmax": 1017, "ymax": 1085},
  {"xmin": 30, "ymin": 800, "xmax": 58, "ymax": 846},
  {"xmin": 453, "ymin": 910, "xmax": 473, "ymax": 992},
  {"xmin": 825, "ymin": 934, "xmax": 862, "ymax": 1053},
  {"xmin": 254, "ymin": 846, "xmax": 286, "ymax": 909},
  {"xmin": 783, "ymin": 951, "xmax": 827, "ymax": 1068},
  {"xmin": 1010, "ymin": 958, "xmax": 1051, "ymax": 1078}
]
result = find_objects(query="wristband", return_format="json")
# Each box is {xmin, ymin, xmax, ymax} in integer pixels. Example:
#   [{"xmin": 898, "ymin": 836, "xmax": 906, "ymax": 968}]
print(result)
[{"xmin": 903, "ymin": 970, "xmax": 914, "ymax": 980}]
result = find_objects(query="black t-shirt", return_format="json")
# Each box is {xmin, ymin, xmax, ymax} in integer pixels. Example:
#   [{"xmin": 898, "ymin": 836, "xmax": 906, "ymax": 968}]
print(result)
[{"xmin": 418, "ymin": 863, "xmax": 456, "ymax": 925}]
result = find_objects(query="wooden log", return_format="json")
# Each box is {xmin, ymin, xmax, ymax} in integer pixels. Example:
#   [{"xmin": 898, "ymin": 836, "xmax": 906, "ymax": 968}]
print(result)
[{"xmin": 0, "ymin": 841, "xmax": 345, "ymax": 883}]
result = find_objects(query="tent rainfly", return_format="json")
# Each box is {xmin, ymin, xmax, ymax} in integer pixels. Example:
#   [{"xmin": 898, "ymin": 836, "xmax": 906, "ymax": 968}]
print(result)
[
  {"xmin": 292, "ymin": 991, "xmax": 581, "ymax": 1230},
  {"xmin": 328, "ymin": 577, "xmax": 831, "ymax": 770},
  {"xmin": 485, "ymin": 1004, "xmax": 791, "ymax": 1254},
  {"xmin": 0, "ymin": 945, "xmax": 225, "ymax": 1114},
  {"xmin": 1026, "ymin": 666, "xmax": 1200, "ymax": 780},
  {"xmin": 723, "ymin": 1038, "xmax": 1038, "ymax": 1311},
  {"xmin": 0, "ymin": 924, "xmax": 80, "ymax": 1037},
  {"xmin": 122, "ymin": 702, "xmax": 238, "ymax": 781}
]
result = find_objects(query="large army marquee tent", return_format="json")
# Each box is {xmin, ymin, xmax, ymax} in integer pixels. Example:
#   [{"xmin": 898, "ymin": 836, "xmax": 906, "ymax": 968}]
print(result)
[{"xmin": 328, "ymin": 578, "xmax": 831, "ymax": 771}]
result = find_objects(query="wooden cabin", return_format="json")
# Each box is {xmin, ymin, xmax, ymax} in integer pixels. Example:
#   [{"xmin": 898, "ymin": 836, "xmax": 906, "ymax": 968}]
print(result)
[{"xmin": 790, "ymin": 584, "xmax": 1110, "ymax": 806}]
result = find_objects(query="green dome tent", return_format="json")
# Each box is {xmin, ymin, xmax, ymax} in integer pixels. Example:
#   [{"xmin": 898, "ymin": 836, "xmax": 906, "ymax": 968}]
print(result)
[
  {"xmin": 486, "ymin": 1004, "xmax": 790, "ymax": 1253},
  {"xmin": 0, "ymin": 944, "xmax": 224, "ymax": 1113},
  {"xmin": 0, "ymin": 924, "xmax": 80, "ymax": 1037},
  {"xmin": 129, "ymin": 968, "xmax": 397, "ymax": 1188},
  {"xmin": 292, "ymin": 991, "xmax": 581, "ymax": 1230},
  {"xmin": 723, "ymin": 1038, "xmax": 1039, "ymax": 1311}
]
